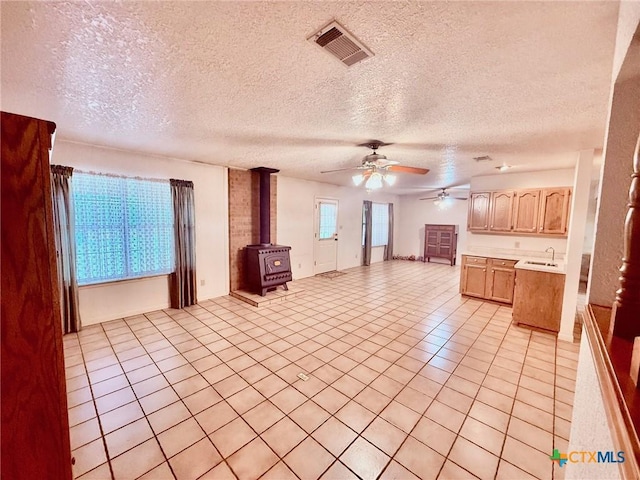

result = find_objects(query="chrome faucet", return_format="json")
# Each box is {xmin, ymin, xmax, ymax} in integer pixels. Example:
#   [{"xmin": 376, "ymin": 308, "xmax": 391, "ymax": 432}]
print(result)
[{"xmin": 545, "ymin": 246, "xmax": 555, "ymax": 262}]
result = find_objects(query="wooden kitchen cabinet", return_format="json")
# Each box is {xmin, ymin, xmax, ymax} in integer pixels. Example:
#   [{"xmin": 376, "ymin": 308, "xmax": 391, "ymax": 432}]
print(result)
[
  {"xmin": 538, "ymin": 188, "xmax": 571, "ymax": 235},
  {"xmin": 467, "ymin": 187, "xmax": 571, "ymax": 237},
  {"xmin": 424, "ymin": 224, "xmax": 458, "ymax": 266},
  {"xmin": 487, "ymin": 258, "xmax": 517, "ymax": 303},
  {"xmin": 467, "ymin": 192, "xmax": 490, "ymax": 231},
  {"xmin": 513, "ymin": 189, "xmax": 540, "ymax": 233},
  {"xmin": 460, "ymin": 255, "xmax": 516, "ymax": 304},
  {"xmin": 1, "ymin": 112, "xmax": 72, "ymax": 479},
  {"xmin": 460, "ymin": 256, "xmax": 488, "ymax": 298},
  {"xmin": 489, "ymin": 191, "xmax": 514, "ymax": 232},
  {"xmin": 513, "ymin": 268, "xmax": 565, "ymax": 332}
]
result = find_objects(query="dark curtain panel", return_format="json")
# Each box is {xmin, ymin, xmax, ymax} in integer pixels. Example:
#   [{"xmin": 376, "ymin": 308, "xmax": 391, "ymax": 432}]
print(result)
[
  {"xmin": 50, "ymin": 165, "xmax": 81, "ymax": 333},
  {"xmin": 362, "ymin": 200, "xmax": 372, "ymax": 266},
  {"xmin": 170, "ymin": 179, "xmax": 197, "ymax": 308},
  {"xmin": 384, "ymin": 203, "xmax": 394, "ymax": 261}
]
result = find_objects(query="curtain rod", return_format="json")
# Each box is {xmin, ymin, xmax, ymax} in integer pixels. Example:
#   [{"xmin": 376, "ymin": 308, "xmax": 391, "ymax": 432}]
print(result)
[{"xmin": 75, "ymin": 169, "xmax": 170, "ymax": 184}]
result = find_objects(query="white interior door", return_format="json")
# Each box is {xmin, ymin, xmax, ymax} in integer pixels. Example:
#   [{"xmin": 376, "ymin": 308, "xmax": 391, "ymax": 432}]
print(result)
[{"xmin": 314, "ymin": 198, "xmax": 338, "ymax": 274}]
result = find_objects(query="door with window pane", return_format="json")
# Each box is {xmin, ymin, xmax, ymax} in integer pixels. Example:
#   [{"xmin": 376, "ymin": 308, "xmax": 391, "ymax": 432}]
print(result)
[{"xmin": 314, "ymin": 198, "xmax": 338, "ymax": 274}]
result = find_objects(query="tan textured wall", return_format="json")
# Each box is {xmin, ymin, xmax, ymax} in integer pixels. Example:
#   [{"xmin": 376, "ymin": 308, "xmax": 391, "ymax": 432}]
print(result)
[
  {"xmin": 589, "ymin": 61, "xmax": 640, "ymax": 305},
  {"xmin": 565, "ymin": 334, "xmax": 620, "ymax": 480},
  {"xmin": 228, "ymin": 170, "xmax": 277, "ymax": 291}
]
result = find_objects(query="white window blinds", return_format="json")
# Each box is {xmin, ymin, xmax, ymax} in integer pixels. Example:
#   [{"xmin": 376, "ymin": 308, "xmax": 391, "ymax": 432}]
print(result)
[{"xmin": 73, "ymin": 172, "xmax": 174, "ymax": 285}]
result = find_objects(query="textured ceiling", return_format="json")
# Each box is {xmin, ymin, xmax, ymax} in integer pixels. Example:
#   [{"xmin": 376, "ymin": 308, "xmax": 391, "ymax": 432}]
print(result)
[{"xmin": 1, "ymin": 1, "xmax": 619, "ymax": 193}]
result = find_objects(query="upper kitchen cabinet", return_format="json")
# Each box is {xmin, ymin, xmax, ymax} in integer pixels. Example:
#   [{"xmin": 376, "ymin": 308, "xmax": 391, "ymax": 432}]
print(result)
[
  {"xmin": 489, "ymin": 191, "xmax": 514, "ymax": 232},
  {"xmin": 467, "ymin": 186, "xmax": 571, "ymax": 237},
  {"xmin": 538, "ymin": 188, "xmax": 571, "ymax": 235},
  {"xmin": 512, "ymin": 189, "xmax": 541, "ymax": 233},
  {"xmin": 467, "ymin": 192, "xmax": 490, "ymax": 231}
]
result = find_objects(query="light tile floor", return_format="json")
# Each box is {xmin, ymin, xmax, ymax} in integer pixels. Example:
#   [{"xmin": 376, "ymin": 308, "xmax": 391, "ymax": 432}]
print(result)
[{"xmin": 64, "ymin": 261, "xmax": 579, "ymax": 480}]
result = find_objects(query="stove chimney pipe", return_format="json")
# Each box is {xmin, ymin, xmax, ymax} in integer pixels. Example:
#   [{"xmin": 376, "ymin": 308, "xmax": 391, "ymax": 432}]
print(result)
[{"xmin": 251, "ymin": 167, "xmax": 279, "ymax": 246}]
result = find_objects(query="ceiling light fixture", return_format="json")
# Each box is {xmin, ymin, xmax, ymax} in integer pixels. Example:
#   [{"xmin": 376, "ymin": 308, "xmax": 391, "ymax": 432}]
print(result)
[
  {"xmin": 384, "ymin": 174, "xmax": 396, "ymax": 186},
  {"xmin": 433, "ymin": 191, "xmax": 446, "ymax": 204},
  {"xmin": 352, "ymin": 173, "xmax": 364, "ymax": 186},
  {"xmin": 496, "ymin": 165, "xmax": 511, "ymax": 172},
  {"xmin": 365, "ymin": 172, "xmax": 383, "ymax": 190}
]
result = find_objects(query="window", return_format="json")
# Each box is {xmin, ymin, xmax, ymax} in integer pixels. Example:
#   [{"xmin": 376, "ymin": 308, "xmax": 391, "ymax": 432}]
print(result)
[
  {"xmin": 318, "ymin": 201, "xmax": 338, "ymax": 239},
  {"xmin": 73, "ymin": 172, "xmax": 174, "ymax": 285},
  {"xmin": 371, "ymin": 203, "xmax": 389, "ymax": 246},
  {"xmin": 363, "ymin": 202, "xmax": 390, "ymax": 247}
]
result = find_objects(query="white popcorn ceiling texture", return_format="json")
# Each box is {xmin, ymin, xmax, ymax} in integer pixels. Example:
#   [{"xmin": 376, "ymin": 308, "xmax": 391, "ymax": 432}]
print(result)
[{"xmin": 1, "ymin": 1, "xmax": 619, "ymax": 191}]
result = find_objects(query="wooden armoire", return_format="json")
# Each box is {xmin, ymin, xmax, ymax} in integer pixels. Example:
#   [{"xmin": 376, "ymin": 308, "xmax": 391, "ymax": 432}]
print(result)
[
  {"xmin": 1, "ymin": 112, "xmax": 73, "ymax": 479},
  {"xmin": 423, "ymin": 224, "xmax": 458, "ymax": 266}
]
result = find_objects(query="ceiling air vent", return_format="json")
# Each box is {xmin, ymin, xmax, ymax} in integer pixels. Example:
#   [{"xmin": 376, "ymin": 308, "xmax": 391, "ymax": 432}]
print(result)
[
  {"xmin": 308, "ymin": 20, "xmax": 373, "ymax": 67},
  {"xmin": 473, "ymin": 155, "xmax": 493, "ymax": 162}
]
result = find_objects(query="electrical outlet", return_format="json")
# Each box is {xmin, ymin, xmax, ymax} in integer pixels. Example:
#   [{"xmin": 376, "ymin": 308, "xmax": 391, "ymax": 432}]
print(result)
[
  {"xmin": 298, "ymin": 263, "xmax": 302, "ymax": 269},
  {"xmin": 200, "ymin": 279, "xmax": 205, "ymax": 286},
  {"xmin": 515, "ymin": 241, "xmax": 520, "ymax": 248}
]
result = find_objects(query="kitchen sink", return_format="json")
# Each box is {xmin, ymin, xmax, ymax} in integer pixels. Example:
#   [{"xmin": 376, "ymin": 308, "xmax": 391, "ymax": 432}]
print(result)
[{"xmin": 524, "ymin": 261, "xmax": 558, "ymax": 267}]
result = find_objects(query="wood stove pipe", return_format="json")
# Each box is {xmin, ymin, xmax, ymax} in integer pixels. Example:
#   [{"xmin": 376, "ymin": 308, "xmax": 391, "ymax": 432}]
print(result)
[{"xmin": 251, "ymin": 167, "xmax": 279, "ymax": 246}]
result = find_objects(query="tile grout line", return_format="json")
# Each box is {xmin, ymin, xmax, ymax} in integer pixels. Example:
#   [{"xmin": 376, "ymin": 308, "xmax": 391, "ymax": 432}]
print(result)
[{"xmin": 65, "ymin": 262, "xmax": 579, "ymax": 480}]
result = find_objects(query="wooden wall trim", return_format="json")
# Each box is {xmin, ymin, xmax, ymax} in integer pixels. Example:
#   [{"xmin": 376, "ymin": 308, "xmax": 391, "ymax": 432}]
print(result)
[{"xmin": 583, "ymin": 304, "xmax": 640, "ymax": 479}]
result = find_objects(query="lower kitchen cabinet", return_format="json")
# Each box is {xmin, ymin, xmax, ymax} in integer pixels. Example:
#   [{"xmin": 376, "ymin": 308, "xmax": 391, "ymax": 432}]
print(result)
[
  {"xmin": 461, "ymin": 256, "xmax": 487, "ymax": 297},
  {"xmin": 513, "ymin": 269, "xmax": 565, "ymax": 332},
  {"xmin": 487, "ymin": 258, "xmax": 517, "ymax": 303},
  {"xmin": 460, "ymin": 255, "xmax": 516, "ymax": 304}
]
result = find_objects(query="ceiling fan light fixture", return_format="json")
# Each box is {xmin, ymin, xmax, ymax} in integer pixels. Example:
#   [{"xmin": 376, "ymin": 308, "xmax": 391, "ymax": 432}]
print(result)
[
  {"xmin": 365, "ymin": 172, "xmax": 383, "ymax": 190},
  {"xmin": 434, "ymin": 191, "xmax": 448, "ymax": 205},
  {"xmin": 383, "ymin": 173, "xmax": 396, "ymax": 186},
  {"xmin": 352, "ymin": 173, "xmax": 365, "ymax": 186}
]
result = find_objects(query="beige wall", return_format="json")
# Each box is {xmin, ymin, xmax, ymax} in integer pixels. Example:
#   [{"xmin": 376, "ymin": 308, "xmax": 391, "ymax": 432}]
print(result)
[
  {"xmin": 566, "ymin": 334, "xmax": 620, "ymax": 480},
  {"xmin": 588, "ymin": 16, "xmax": 640, "ymax": 306},
  {"xmin": 569, "ymin": 11, "xmax": 639, "ymax": 478},
  {"xmin": 55, "ymin": 140, "xmax": 229, "ymax": 325},
  {"xmin": 277, "ymin": 176, "xmax": 399, "ymax": 279}
]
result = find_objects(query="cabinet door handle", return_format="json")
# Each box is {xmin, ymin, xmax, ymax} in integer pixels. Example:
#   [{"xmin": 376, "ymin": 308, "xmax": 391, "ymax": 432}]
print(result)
[
  {"xmin": 484, "ymin": 225, "xmax": 487, "ymax": 228},
  {"xmin": 483, "ymin": 269, "xmax": 486, "ymax": 272}
]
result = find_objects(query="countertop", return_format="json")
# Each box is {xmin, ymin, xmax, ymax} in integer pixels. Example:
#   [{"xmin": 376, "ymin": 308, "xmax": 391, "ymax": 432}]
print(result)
[
  {"xmin": 514, "ymin": 259, "xmax": 565, "ymax": 274},
  {"xmin": 462, "ymin": 247, "xmax": 566, "ymax": 274}
]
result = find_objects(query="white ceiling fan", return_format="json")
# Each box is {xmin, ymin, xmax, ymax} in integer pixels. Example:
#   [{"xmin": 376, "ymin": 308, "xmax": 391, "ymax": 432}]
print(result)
[
  {"xmin": 420, "ymin": 186, "xmax": 469, "ymax": 204},
  {"xmin": 321, "ymin": 141, "xmax": 430, "ymax": 190}
]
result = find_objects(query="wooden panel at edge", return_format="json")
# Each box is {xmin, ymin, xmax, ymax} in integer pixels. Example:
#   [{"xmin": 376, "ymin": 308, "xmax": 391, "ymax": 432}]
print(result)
[{"xmin": 1, "ymin": 113, "xmax": 72, "ymax": 480}]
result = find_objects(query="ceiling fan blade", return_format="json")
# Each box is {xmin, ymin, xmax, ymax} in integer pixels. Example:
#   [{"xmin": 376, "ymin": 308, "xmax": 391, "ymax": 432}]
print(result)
[
  {"xmin": 387, "ymin": 165, "xmax": 430, "ymax": 175},
  {"xmin": 320, "ymin": 167, "xmax": 362, "ymax": 174},
  {"xmin": 416, "ymin": 184, "xmax": 470, "ymax": 193},
  {"xmin": 419, "ymin": 196, "xmax": 468, "ymax": 201}
]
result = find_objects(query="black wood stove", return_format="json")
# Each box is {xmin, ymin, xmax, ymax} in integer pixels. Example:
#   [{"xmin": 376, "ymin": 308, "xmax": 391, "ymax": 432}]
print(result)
[{"xmin": 245, "ymin": 167, "xmax": 292, "ymax": 296}]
